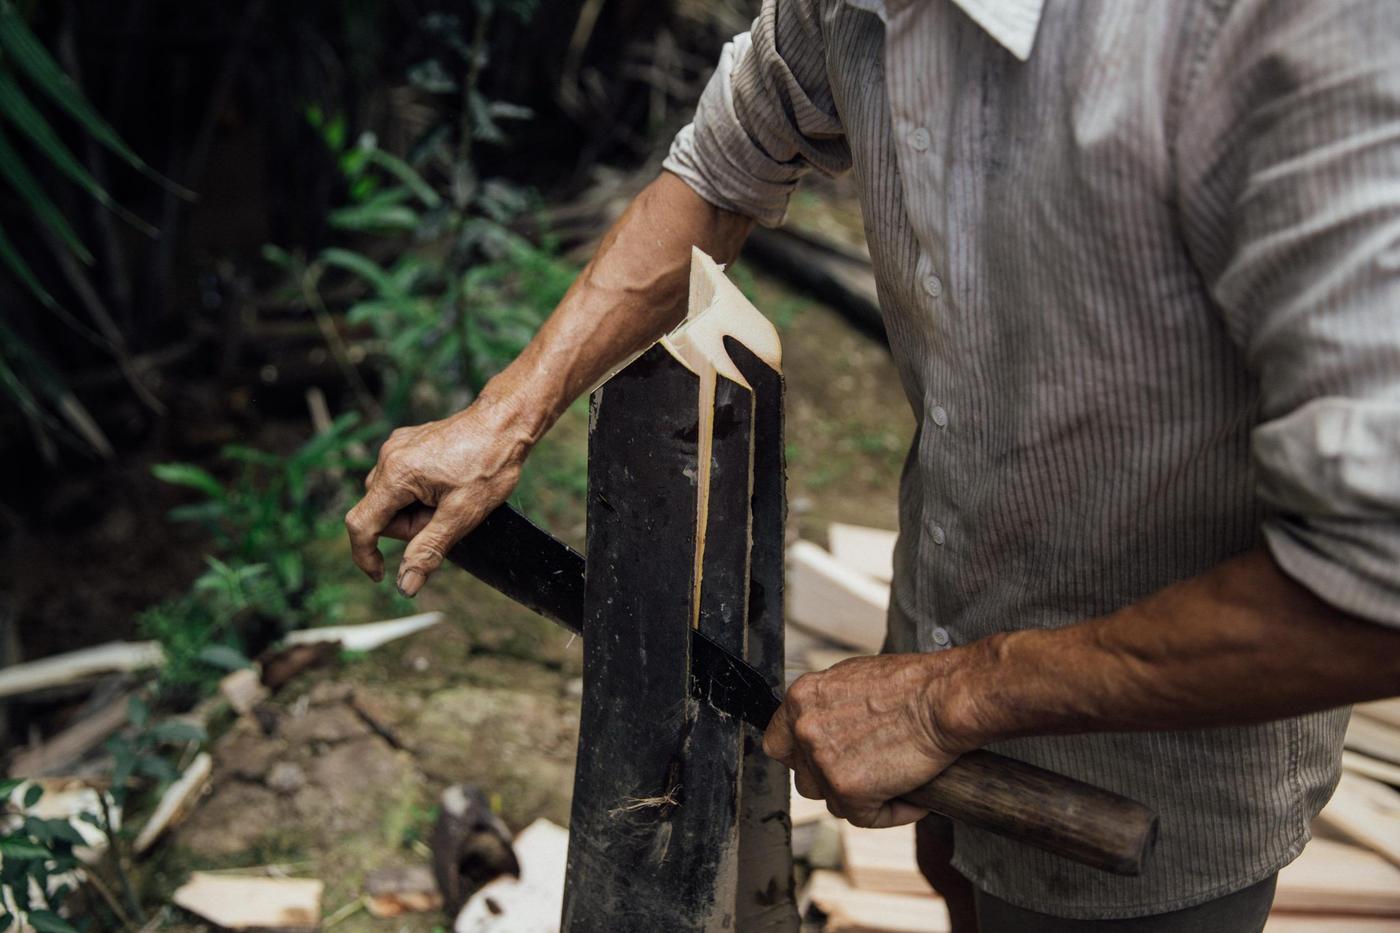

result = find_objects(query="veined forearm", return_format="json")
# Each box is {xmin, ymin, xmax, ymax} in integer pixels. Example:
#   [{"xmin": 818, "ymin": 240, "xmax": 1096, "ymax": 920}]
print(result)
[
  {"xmin": 473, "ymin": 171, "xmax": 754, "ymax": 446},
  {"xmin": 944, "ymin": 548, "xmax": 1400, "ymax": 747}
]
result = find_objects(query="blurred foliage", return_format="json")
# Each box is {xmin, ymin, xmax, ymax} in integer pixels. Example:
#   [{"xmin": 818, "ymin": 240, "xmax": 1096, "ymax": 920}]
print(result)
[
  {"xmin": 143, "ymin": 415, "xmax": 379, "ymax": 698},
  {"xmin": 0, "ymin": 781, "xmax": 84, "ymax": 932},
  {"xmin": 0, "ymin": 0, "xmax": 173, "ymax": 460}
]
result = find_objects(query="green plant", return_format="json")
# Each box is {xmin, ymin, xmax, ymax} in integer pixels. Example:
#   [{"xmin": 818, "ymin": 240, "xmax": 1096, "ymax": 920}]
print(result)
[
  {"xmin": 0, "ymin": 1, "xmax": 182, "ymax": 459},
  {"xmin": 0, "ymin": 780, "xmax": 85, "ymax": 932},
  {"xmin": 142, "ymin": 414, "xmax": 377, "ymax": 697}
]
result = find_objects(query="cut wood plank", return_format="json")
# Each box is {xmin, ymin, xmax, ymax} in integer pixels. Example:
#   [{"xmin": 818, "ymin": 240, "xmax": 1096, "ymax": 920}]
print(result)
[
  {"xmin": 787, "ymin": 540, "xmax": 890, "ymax": 653},
  {"xmin": 828, "ymin": 523, "xmax": 898, "ymax": 583},
  {"xmin": 1316, "ymin": 771, "xmax": 1400, "ymax": 868},
  {"xmin": 1346, "ymin": 715, "xmax": 1400, "ymax": 767},
  {"xmin": 283, "ymin": 611, "xmax": 443, "ymax": 652},
  {"xmin": 219, "ymin": 668, "xmax": 268, "ymax": 716},
  {"xmin": 1356, "ymin": 699, "xmax": 1400, "ymax": 730},
  {"xmin": 1344, "ymin": 750, "xmax": 1400, "ymax": 787},
  {"xmin": 804, "ymin": 870, "xmax": 949, "ymax": 933},
  {"xmin": 365, "ymin": 864, "xmax": 442, "ymax": 918},
  {"xmin": 840, "ymin": 823, "xmax": 932, "ymax": 897},
  {"xmin": 0, "ymin": 641, "xmax": 163, "ymax": 700},
  {"xmin": 134, "ymin": 751, "xmax": 212, "ymax": 855},
  {"xmin": 7, "ymin": 696, "xmax": 130, "ymax": 777},
  {"xmin": 172, "ymin": 873, "xmax": 323, "ymax": 931},
  {"xmin": 1265, "ymin": 915, "xmax": 1400, "ymax": 933},
  {"xmin": 1274, "ymin": 837, "xmax": 1400, "ymax": 916},
  {"xmin": 456, "ymin": 819, "xmax": 568, "ymax": 933}
]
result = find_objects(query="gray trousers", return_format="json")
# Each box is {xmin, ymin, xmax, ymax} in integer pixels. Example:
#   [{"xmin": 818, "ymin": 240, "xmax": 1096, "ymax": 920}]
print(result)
[
  {"xmin": 915, "ymin": 816, "xmax": 1277, "ymax": 933},
  {"xmin": 972, "ymin": 876, "xmax": 1277, "ymax": 933}
]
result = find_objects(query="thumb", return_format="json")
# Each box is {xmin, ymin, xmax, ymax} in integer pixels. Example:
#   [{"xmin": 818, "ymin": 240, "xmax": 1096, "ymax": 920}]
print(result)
[{"xmin": 396, "ymin": 494, "xmax": 482, "ymax": 597}]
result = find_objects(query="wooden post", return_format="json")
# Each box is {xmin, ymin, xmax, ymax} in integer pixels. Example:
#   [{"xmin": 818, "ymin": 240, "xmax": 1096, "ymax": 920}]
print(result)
[{"xmin": 561, "ymin": 252, "xmax": 798, "ymax": 931}]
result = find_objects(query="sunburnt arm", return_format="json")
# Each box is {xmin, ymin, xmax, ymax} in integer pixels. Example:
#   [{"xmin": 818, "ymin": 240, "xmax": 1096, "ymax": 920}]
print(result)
[
  {"xmin": 345, "ymin": 172, "xmax": 753, "ymax": 596},
  {"xmin": 763, "ymin": 547, "xmax": 1400, "ymax": 828}
]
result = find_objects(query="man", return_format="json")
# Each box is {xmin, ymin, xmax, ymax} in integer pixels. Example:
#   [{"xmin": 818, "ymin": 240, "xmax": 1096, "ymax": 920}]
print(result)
[{"xmin": 347, "ymin": 0, "xmax": 1400, "ymax": 929}]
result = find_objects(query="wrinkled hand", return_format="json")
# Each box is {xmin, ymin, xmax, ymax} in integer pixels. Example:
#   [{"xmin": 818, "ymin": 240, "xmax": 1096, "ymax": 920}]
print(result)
[
  {"xmin": 762, "ymin": 654, "xmax": 975, "ymax": 828},
  {"xmin": 346, "ymin": 406, "xmax": 530, "ymax": 597}
]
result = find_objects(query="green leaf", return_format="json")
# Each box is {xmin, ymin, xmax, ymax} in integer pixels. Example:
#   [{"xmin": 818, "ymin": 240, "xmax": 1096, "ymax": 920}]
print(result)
[
  {"xmin": 151, "ymin": 462, "xmax": 224, "ymax": 499},
  {"xmin": 0, "ymin": 218, "xmax": 59, "ymax": 311},
  {"xmin": 148, "ymin": 720, "xmax": 206, "ymax": 745},
  {"xmin": 127, "ymin": 694, "xmax": 148, "ymax": 729},
  {"xmin": 365, "ymin": 148, "xmax": 442, "ymax": 208},
  {"xmin": 0, "ymin": 911, "xmax": 13, "ymax": 931},
  {"xmin": 0, "ymin": 838, "xmax": 52, "ymax": 860},
  {"xmin": 0, "ymin": 778, "xmax": 22, "ymax": 799},
  {"xmin": 196, "ymin": 644, "xmax": 250, "ymax": 671},
  {"xmin": 328, "ymin": 200, "xmax": 419, "ymax": 234},
  {"xmin": 22, "ymin": 784, "xmax": 42, "ymax": 808},
  {"xmin": 0, "ymin": 73, "xmax": 154, "ymax": 236},
  {"xmin": 26, "ymin": 910, "xmax": 78, "ymax": 933},
  {"xmin": 320, "ymin": 247, "xmax": 399, "ymax": 297},
  {"xmin": 0, "ymin": 125, "xmax": 92, "ymax": 263},
  {"xmin": 44, "ymin": 820, "xmax": 86, "ymax": 847}
]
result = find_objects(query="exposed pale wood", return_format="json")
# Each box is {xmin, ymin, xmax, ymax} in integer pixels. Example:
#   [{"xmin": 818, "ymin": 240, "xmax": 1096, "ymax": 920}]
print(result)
[
  {"xmin": 365, "ymin": 865, "xmax": 442, "ymax": 918},
  {"xmin": 219, "ymin": 668, "xmax": 268, "ymax": 716},
  {"xmin": 457, "ymin": 819, "xmax": 569, "ymax": 933},
  {"xmin": 172, "ymin": 873, "xmax": 323, "ymax": 931},
  {"xmin": 807, "ymin": 648, "xmax": 863, "ymax": 671},
  {"xmin": 839, "ymin": 824, "xmax": 931, "ymax": 897},
  {"xmin": 1356, "ymin": 699, "xmax": 1400, "ymax": 730},
  {"xmin": 828, "ymin": 523, "xmax": 897, "ymax": 583},
  {"xmin": 1315, "ymin": 772, "xmax": 1400, "ymax": 868},
  {"xmin": 134, "ymin": 752, "xmax": 212, "ymax": 855},
  {"xmin": 804, "ymin": 870, "xmax": 949, "ymax": 933},
  {"xmin": 7, "ymin": 697, "xmax": 130, "ymax": 777},
  {"xmin": 1346, "ymin": 715, "xmax": 1400, "ymax": 766},
  {"xmin": 0, "ymin": 641, "xmax": 163, "ymax": 700},
  {"xmin": 1264, "ymin": 915, "xmax": 1400, "ymax": 932},
  {"xmin": 787, "ymin": 541, "xmax": 890, "ymax": 653},
  {"xmin": 1273, "ymin": 837, "xmax": 1400, "ymax": 916},
  {"xmin": 1344, "ymin": 750, "xmax": 1400, "ymax": 787},
  {"xmin": 283, "ymin": 611, "xmax": 443, "ymax": 651}
]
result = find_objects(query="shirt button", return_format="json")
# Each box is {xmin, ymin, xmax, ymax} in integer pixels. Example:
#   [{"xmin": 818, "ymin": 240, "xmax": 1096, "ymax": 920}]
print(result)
[
  {"xmin": 932, "ymin": 627, "xmax": 951, "ymax": 647},
  {"xmin": 908, "ymin": 126, "xmax": 931, "ymax": 151},
  {"xmin": 931, "ymin": 405, "xmax": 948, "ymax": 428},
  {"xmin": 922, "ymin": 274, "xmax": 942, "ymax": 299},
  {"xmin": 931, "ymin": 524, "xmax": 946, "ymax": 546}
]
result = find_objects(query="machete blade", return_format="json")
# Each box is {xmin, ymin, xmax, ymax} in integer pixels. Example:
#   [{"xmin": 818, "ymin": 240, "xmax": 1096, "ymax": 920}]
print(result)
[{"xmin": 445, "ymin": 504, "xmax": 782, "ymax": 730}]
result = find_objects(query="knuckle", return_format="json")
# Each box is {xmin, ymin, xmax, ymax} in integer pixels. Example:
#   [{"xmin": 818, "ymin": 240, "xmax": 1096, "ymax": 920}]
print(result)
[{"xmin": 793, "ymin": 717, "xmax": 823, "ymax": 747}]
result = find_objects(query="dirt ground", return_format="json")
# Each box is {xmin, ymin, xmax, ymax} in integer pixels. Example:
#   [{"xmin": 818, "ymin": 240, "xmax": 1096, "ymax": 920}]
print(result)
[{"xmin": 139, "ymin": 264, "xmax": 913, "ymax": 930}]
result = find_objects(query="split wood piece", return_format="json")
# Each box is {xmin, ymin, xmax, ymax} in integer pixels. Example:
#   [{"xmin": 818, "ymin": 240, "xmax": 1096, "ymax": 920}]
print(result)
[
  {"xmin": 1345, "ymin": 714, "xmax": 1400, "ymax": 767},
  {"xmin": 562, "ymin": 248, "xmax": 796, "ymax": 931},
  {"xmin": 839, "ymin": 823, "xmax": 933, "ymax": 897},
  {"xmin": 1264, "ymin": 916, "xmax": 1400, "ymax": 933},
  {"xmin": 364, "ymin": 865, "xmax": 442, "ymax": 918},
  {"xmin": 1273, "ymin": 837, "xmax": 1400, "ymax": 916},
  {"xmin": 1356, "ymin": 698, "xmax": 1400, "ymax": 730},
  {"xmin": 456, "ymin": 819, "xmax": 568, "ymax": 932},
  {"xmin": 172, "ymin": 873, "xmax": 323, "ymax": 931},
  {"xmin": 7, "ymin": 696, "xmax": 131, "ymax": 777},
  {"xmin": 803, "ymin": 870, "xmax": 950, "ymax": 933},
  {"xmin": 219, "ymin": 668, "xmax": 269, "ymax": 716},
  {"xmin": 828, "ymin": 523, "xmax": 898, "ymax": 583},
  {"xmin": 282, "ymin": 611, "xmax": 444, "ymax": 652},
  {"xmin": 787, "ymin": 540, "xmax": 890, "ymax": 653},
  {"xmin": 1315, "ymin": 771, "xmax": 1400, "ymax": 868},
  {"xmin": 133, "ymin": 751, "xmax": 212, "ymax": 855},
  {"xmin": 0, "ymin": 641, "xmax": 163, "ymax": 700},
  {"xmin": 1343, "ymin": 750, "xmax": 1400, "ymax": 787}
]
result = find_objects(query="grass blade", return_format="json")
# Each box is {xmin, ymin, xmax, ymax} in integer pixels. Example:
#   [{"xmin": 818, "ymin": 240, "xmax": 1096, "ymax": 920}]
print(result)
[
  {"xmin": 0, "ymin": 72, "xmax": 156, "ymax": 236},
  {"xmin": 0, "ymin": 1, "xmax": 192, "ymax": 198},
  {"xmin": 0, "ymin": 123, "xmax": 91, "ymax": 263}
]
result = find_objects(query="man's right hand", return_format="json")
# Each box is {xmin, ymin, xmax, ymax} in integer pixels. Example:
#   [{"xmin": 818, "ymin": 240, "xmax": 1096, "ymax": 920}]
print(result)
[{"xmin": 346, "ymin": 402, "xmax": 531, "ymax": 597}]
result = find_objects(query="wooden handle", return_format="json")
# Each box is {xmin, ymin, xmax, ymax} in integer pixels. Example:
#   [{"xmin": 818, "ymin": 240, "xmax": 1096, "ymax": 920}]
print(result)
[{"xmin": 899, "ymin": 750, "xmax": 1159, "ymax": 876}]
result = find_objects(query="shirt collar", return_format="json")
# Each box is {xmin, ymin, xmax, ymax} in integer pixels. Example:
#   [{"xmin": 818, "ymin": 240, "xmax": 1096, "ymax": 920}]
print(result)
[{"xmin": 845, "ymin": 0, "xmax": 1046, "ymax": 62}]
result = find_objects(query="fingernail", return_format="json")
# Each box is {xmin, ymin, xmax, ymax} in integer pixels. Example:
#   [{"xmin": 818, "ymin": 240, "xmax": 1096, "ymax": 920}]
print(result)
[{"xmin": 397, "ymin": 569, "xmax": 424, "ymax": 598}]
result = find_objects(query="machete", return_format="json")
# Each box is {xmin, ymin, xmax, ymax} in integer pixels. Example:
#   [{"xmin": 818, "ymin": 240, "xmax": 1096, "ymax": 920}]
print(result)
[{"xmin": 446, "ymin": 504, "xmax": 1159, "ymax": 876}]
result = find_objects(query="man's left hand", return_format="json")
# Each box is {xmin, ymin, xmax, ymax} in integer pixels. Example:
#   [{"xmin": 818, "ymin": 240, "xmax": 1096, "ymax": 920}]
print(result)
[{"xmin": 761, "ymin": 653, "xmax": 977, "ymax": 828}]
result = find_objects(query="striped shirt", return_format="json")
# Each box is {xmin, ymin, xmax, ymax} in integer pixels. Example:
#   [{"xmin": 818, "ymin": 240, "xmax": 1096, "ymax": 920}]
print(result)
[{"xmin": 663, "ymin": 0, "xmax": 1400, "ymax": 919}]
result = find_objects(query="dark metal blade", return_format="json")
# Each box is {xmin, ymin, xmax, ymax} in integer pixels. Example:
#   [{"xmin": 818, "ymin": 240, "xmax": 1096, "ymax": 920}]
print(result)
[{"xmin": 447, "ymin": 504, "xmax": 783, "ymax": 730}]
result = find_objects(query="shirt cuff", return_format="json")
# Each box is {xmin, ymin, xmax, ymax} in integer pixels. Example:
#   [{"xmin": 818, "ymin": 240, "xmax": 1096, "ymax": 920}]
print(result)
[
  {"xmin": 1254, "ymin": 396, "xmax": 1400, "ymax": 627},
  {"xmin": 661, "ymin": 32, "xmax": 803, "ymax": 228}
]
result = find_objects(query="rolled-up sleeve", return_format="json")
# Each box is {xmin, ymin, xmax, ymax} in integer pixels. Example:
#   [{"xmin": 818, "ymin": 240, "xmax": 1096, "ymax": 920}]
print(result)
[
  {"xmin": 1186, "ymin": 0, "xmax": 1400, "ymax": 625},
  {"xmin": 663, "ymin": 0, "xmax": 850, "ymax": 227}
]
